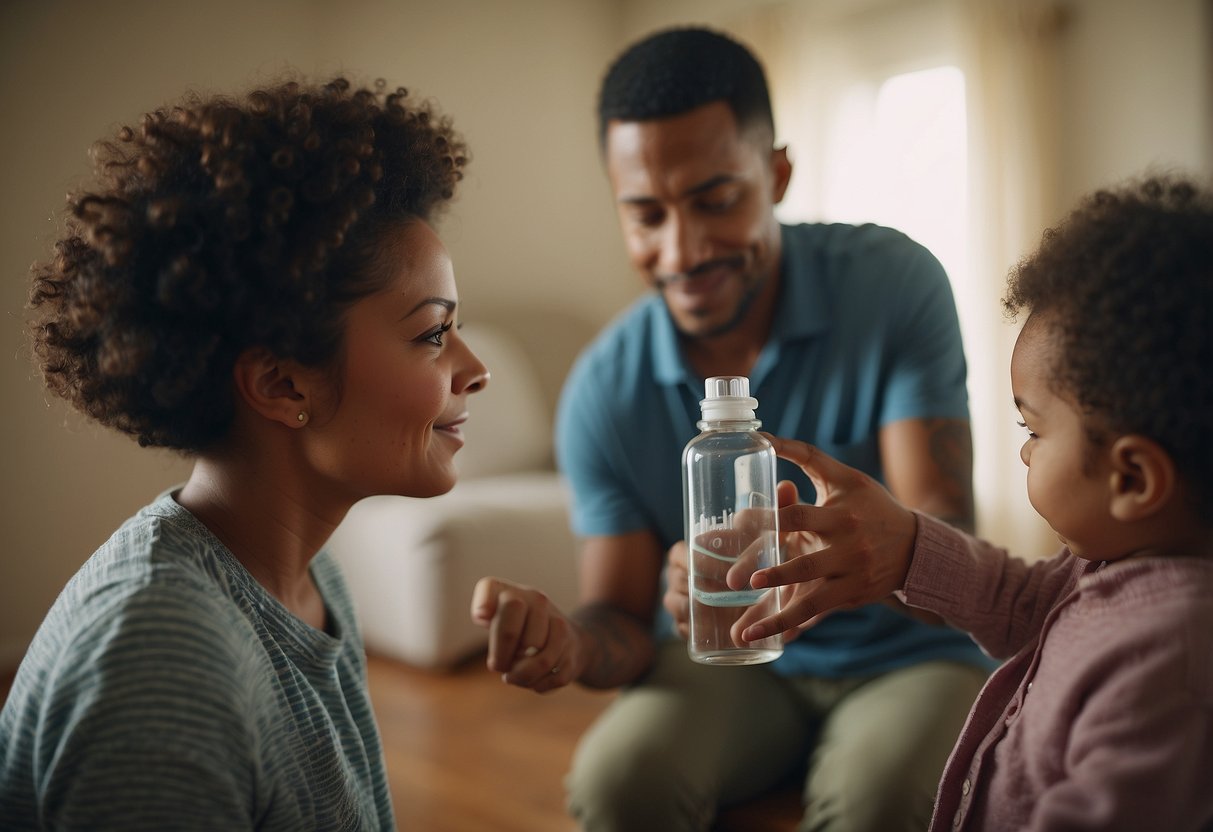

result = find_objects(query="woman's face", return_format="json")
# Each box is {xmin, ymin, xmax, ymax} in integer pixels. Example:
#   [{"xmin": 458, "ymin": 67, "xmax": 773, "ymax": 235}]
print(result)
[{"xmin": 304, "ymin": 220, "xmax": 488, "ymax": 501}]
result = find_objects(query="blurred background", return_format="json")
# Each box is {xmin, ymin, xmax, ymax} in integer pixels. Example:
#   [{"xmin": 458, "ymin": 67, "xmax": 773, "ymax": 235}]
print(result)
[{"xmin": 3, "ymin": 0, "xmax": 1210, "ymax": 668}]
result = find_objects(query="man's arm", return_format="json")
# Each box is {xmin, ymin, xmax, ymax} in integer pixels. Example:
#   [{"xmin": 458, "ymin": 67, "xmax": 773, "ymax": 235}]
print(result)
[
  {"xmin": 878, "ymin": 416, "xmax": 975, "ymax": 624},
  {"xmin": 879, "ymin": 417, "xmax": 975, "ymax": 534},
  {"xmin": 570, "ymin": 530, "xmax": 664, "ymax": 689}
]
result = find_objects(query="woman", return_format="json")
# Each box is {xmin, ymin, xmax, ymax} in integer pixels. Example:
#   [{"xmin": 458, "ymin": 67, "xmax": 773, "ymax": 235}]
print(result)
[{"xmin": 0, "ymin": 76, "xmax": 488, "ymax": 830}]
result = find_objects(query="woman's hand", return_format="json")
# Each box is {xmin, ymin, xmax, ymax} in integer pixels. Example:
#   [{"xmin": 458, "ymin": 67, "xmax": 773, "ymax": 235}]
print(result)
[
  {"xmin": 471, "ymin": 578, "xmax": 580, "ymax": 693},
  {"xmin": 737, "ymin": 435, "xmax": 918, "ymax": 644}
]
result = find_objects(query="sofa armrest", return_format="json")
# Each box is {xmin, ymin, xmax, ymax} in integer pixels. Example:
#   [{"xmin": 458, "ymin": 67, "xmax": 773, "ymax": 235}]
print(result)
[{"xmin": 326, "ymin": 472, "xmax": 579, "ymax": 670}]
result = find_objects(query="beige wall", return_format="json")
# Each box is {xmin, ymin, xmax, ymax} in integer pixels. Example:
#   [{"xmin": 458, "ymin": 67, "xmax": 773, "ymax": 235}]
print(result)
[
  {"xmin": 1056, "ymin": 0, "xmax": 1212, "ymax": 205},
  {"xmin": 3, "ymin": 0, "xmax": 1210, "ymax": 666},
  {"xmin": 0, "ymin": 0, "xmax": 634, "ymax": 666}
]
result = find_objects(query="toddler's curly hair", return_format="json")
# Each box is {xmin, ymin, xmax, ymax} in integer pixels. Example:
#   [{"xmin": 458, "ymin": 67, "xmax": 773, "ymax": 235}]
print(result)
[
  {"xmin": 28, "ymin": 76, "xmax": 467, "ymax": 452},
  {"xmin": 1004, "ymin": 174, "xmax": 1213, "ymax": 516}
]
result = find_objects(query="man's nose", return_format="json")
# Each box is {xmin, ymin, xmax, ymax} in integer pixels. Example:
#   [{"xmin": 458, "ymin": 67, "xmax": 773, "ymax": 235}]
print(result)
[{"xmin": 657, "ymin": 213, "xmax": 708, "ymax": 278}]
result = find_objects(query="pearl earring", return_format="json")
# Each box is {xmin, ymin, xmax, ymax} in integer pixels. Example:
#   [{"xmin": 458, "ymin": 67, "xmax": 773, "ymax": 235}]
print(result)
[{"xmin": 296, "ymin": 412, "xmax": 308, "ymax": 424}]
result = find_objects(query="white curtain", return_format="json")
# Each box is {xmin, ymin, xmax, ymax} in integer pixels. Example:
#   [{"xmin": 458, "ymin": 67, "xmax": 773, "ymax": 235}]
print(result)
[
  {"xmin": 953, "ymin": 0, "xmax": 1068, "ymax": 556},
  {"xmin": 724, "ymin": 0, "xmax": 1068, "ymax": 556}
]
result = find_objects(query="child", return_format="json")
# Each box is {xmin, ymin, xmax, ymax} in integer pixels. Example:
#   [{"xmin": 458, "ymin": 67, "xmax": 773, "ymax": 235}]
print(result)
[{"xmin": 740, "ymin": 174, "xmax": 1213, "ymax": 830}]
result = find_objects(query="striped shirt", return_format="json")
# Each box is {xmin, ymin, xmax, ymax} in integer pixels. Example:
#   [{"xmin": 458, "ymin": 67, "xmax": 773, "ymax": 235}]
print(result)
[{"xmin": 0, "ymin": 492, "xmax": 395, "ymax": 830}]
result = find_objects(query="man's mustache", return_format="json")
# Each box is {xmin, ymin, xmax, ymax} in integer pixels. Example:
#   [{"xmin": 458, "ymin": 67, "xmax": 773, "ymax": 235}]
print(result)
[{"xmin": 654, "ymin": 254, "xmax": 747, "ymax": 289}]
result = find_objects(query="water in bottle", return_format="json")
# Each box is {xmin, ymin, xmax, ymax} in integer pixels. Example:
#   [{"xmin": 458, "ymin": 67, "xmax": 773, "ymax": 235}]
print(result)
[{"xmin": 682, "ymin": 376, "xmax": 783, "ymax": 665}]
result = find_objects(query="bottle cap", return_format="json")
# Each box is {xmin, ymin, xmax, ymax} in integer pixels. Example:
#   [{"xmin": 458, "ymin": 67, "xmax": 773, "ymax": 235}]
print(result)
[{"xmin": 700, "ymin": 376, "xmax": 758, "ymax": 421}]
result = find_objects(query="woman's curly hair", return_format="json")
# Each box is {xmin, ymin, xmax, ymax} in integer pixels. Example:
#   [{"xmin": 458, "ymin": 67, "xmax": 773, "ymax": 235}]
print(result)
[
  {"xmin": 28, "ymin": 76, "xmax": 468, "ymax": 452},
  {"xmin": 1004, "ymin": 174, "xmax": 1213, "ymax": 516}
]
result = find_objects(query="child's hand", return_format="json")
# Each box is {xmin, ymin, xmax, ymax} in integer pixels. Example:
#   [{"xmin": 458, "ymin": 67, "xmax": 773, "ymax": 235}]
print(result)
[{"xmin": 738, "ymin": 435, "xmax": 918, "ymax": 644}]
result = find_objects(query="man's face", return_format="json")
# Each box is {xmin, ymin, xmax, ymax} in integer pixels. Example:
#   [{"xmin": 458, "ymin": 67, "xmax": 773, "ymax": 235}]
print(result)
[{"xmin": 604, "ymin": 101, "xmax": 790, "ymax": 339}]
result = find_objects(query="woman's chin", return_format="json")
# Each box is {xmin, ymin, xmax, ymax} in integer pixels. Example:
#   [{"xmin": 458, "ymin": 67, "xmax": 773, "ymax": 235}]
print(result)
[{"xmin": 409, "ymin": 464, "xmax": 458, "ymax": 498}]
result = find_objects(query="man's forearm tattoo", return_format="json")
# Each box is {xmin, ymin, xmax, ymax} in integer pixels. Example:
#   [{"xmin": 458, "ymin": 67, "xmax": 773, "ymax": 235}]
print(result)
[
  {"xmin": 927, "ymin": 419, "xmax": 977, "ymax": 534},
  {"xmin": 572, "ymin": 602, "xmax": 654, "ymax": 689}
]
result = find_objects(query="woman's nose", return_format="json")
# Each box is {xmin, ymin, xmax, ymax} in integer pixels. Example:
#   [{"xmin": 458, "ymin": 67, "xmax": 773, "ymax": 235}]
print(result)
[{"xmin": 458, "ymin": 337, "xmax": 489, "ymax": 395}]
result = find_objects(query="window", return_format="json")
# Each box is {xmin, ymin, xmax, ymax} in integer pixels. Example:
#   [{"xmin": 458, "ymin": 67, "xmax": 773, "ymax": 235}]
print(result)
[{"xmin": 789, "ymin": 65, "xmax": 969, "ymax": 309}]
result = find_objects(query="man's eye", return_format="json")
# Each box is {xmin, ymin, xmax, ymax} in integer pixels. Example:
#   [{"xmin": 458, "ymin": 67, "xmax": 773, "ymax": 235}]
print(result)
[
  {"xmin": 698, "ymin": 190, "xmax": 740, "ymax": 213},
  {"xmin": 632, "ymin": 210, "xmax": 664, "ymax": 228}
]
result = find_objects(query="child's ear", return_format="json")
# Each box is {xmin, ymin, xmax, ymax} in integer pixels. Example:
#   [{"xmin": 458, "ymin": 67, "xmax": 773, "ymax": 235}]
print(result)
[
  {"xmin": 1107, "ymin": 434, "xmax": 1175, "ymax": 521},
  {"xmin": 232, "ymin": 347, "xmax": 312, "ymax": 429}
]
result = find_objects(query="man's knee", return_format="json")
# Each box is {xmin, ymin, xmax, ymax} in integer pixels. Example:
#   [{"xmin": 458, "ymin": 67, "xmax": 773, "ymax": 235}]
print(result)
[
  {"xmin": 566, "ymin": 740, "xmax": 712, "ymax": 832},
  {"xmin": 797, "ymin": 662, "xmax": 984, "ymax": 832},
  {"xmin": 801, "ymin": 764, "xmax": 934, "ymax": 832}
]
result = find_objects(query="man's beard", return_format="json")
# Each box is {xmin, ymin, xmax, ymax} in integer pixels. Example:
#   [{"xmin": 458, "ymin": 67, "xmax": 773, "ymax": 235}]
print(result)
[{"xmin": 657, "ymin": 254, "xmax": 767, "ymax": 340}]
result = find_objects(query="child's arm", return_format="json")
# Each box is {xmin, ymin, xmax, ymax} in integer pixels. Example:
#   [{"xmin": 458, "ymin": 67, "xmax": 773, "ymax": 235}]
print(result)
[
  {"xmin": 739, "ymin": 436, "xmax": 1081, "ymax": 651},
  {"xmin": 901, "ymin": 513, "xmax": 1085, "ymax": 659}
]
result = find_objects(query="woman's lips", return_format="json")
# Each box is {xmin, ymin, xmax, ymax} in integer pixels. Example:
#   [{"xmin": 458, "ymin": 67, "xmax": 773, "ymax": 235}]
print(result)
[{"xmin": 434, "ymin": 413, "xmax": 468, "ymax": 438}]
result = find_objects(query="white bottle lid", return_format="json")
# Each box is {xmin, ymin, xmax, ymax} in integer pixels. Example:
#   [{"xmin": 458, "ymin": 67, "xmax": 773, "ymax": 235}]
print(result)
[{"xmin": 700, "ymin": 376, "xmax": 758, "ymax": 421}]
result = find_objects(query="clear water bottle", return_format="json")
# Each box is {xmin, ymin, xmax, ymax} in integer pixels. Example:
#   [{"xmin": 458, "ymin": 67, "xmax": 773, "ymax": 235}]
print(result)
[{"xmin": 682, "ymin": 376, "xmax": 783, "ymax": 665}]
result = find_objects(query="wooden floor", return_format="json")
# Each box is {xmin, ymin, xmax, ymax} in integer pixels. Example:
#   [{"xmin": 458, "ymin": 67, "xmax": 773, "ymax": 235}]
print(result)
[
  {"xmin": 2, "ymin": 655, "xmax": 801, "ymax": 830},
  {"xmin": 368, "ymin": 652, "xmax": 802, "ymax": 831},
  {"xmin": 368, "ymin": 651, "xmax": 613, "ymax": 832}
]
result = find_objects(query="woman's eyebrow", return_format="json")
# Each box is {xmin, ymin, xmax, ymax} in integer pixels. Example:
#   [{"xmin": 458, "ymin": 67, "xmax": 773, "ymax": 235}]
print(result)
[{"xmin": 399, "ymin": 297, "xmax": 457, "ymax": 321}]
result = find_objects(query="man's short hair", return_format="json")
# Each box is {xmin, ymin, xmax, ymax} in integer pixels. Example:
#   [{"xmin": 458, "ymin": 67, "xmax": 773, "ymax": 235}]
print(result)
[{"xmin": 597, "ymin": 26, "xmax": 774, "ymax": 149}]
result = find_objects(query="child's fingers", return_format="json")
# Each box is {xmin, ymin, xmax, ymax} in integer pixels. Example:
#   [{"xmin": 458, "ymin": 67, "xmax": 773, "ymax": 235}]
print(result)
[
  {"xmin": 741, "ymin": 579, "xmax": 841, "ymax": 642},
  {"xmin": 762, "ymin": 435, "xmax": 851, "ymax": 481}
]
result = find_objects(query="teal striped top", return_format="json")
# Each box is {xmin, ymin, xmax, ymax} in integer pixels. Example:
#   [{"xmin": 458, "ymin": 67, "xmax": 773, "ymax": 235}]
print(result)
[{"xmin": 0, "ymin": 492, "xmax": 395, "ymax": 830}]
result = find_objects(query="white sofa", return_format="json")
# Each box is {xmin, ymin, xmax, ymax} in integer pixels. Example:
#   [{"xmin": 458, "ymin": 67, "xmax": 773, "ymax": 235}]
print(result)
[{"xmin": 326, "ymin": 322, "xmax": 581, "ymax": 669}]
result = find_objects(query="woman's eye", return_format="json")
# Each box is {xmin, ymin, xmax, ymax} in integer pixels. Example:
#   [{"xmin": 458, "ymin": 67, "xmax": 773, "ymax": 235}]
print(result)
[
  {"xmin": 423, "ymin": 321, "xmax": 454, "ymax": 346},
  {"xmin": 1016, "ymin": 420, "xmax": 1038, "ymax": 439}
]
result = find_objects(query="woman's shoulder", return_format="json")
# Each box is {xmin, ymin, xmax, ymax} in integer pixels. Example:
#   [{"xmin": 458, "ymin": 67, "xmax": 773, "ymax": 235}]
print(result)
[
  {"xmin": 62, "ymin": 494, "xmax": 249, "ymax": 621},
  {"xmin": 25, "ymin": 496, "xmax": 265, "ymax": 694}
]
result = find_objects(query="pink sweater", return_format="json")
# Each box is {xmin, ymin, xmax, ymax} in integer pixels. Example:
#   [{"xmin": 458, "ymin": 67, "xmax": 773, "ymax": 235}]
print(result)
[{"xmin": 903, "ymin": 513, "xmax": 1213, "ymax": 831}]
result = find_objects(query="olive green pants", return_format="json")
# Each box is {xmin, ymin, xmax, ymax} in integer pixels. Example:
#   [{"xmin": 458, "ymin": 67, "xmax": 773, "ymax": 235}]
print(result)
[{"xmin": 566, "ymin": 639, "xmax": 987, "ymax": 832}]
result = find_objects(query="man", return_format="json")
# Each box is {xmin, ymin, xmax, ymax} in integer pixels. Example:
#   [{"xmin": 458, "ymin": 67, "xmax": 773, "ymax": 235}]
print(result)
[{"xmin": 471, "ymin": 26, "xmax": 992, "ymax": 831}]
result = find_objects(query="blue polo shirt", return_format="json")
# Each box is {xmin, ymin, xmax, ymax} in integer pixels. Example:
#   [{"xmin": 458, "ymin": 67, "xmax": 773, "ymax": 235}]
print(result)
[{"xmin": 556, "ymin": 222, "xmax": 993, "ymax": 677}]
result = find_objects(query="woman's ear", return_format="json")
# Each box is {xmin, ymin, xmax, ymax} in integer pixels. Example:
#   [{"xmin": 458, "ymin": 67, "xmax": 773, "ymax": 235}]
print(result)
[
  {"xmin": 232, "ymin": 347, "xmax": 311, "ymax": 429},
  {"xmin": 1107, "ymin": 434, "xmax": 1175, "ymax": 522}
]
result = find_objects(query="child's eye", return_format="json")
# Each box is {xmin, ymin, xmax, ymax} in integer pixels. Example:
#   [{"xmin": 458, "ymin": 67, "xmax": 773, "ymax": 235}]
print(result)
[
  {"xmin": 1016, "ymin": 420, "xmax": 1038, "ymax": 439},
  {"xmin": 422, "ymin": 321, "xmax": 454, "ymax": 346}
]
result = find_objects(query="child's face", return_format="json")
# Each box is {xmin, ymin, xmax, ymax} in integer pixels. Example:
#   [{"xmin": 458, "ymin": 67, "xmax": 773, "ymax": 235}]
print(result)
[{"xmin": 1011, "ymin": 317, "xmax": 1118, "ymax": 559}]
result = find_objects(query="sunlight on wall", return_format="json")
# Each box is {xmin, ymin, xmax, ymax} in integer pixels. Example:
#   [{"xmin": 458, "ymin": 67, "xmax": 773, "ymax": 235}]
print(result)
[
  {"xmin": 775, "ymin": 59, "xmax": 1026, "ymax": 544},
  {"xmin": 787, "ymin": 65, "xmax": 969, "ymax": 307}
]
